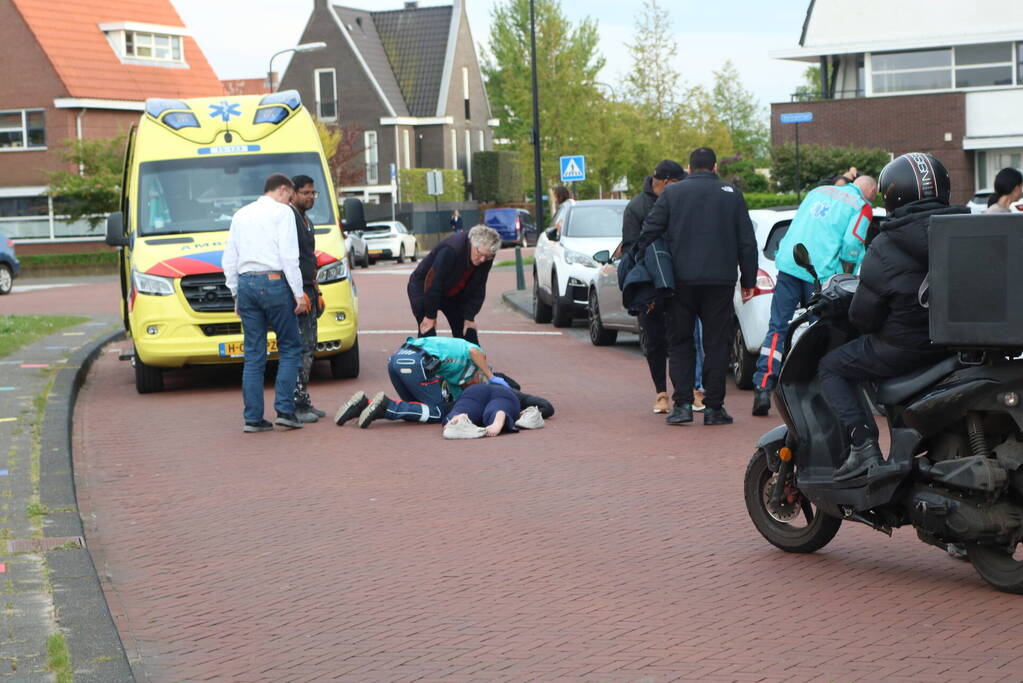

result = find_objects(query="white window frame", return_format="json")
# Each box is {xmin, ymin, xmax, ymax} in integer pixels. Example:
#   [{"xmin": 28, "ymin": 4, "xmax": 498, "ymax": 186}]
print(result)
[
  {"xmin": 867, "ymin": 43, "xmax": 1020, "ymax": 97},
  {"xmin": 450, "ymin": 128, "xmax": 458, "ymax": 170},
  {"xmin": 464, "ymin": 130, "xmax": 472, "ymax": 182},
  {"xmin": 402, "ymin": 129, "xmax": 411, "ymax": 169},
  {"xmin": 0, "ymin": 109, "xmax": 46, "ymax": 152},
  {"xmin": 364, "ymin": 131, "xmax": 379, "ymax": 185},
  {"xmin": 124, "ymin": 31, "xmax": 183, "ymax": 63},
  {"xmin": 314, "ymin": 68, "xmax": 338, "ymax": 122}
]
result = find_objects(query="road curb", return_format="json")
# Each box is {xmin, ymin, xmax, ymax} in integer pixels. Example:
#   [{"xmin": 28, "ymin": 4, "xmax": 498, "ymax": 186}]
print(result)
[
  {"xmin": 40, "ymin": 327, "xmax": 135, "ymax": 682},
  {"xmin": 501, "ymin": 289, "xmax": 532, "ymax": 319}
]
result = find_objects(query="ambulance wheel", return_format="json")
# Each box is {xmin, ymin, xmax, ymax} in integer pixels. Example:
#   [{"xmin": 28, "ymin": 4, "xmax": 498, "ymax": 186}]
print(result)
[
  {"xmin": 330, "ymin": 338, "xmax": 360, "ymax": 379},
  {"xmin": 134, "ymin": 355, "xmax": 164, "ymax": 394}
]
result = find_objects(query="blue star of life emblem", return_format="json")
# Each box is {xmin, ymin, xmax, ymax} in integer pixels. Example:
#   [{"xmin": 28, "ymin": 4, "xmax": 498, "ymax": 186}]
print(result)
[
  {"xmin": 811, "ymin": 202, "xmax": 831, "ymax": 219},
  {"xmin": 208, "ymin": 101, "xmax": 241, "ymax": 122}
]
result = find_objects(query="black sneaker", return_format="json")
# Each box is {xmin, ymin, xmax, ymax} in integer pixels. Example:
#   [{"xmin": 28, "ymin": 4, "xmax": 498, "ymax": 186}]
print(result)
[
  {"xmin": 357, "ymin": 391, "xmax": 391, "ymax": 428},
  {"xmin": 666, "ymin": 403, "xmax": 693, "ymax": 425},
  {"xmin": 704, "ymin": 407, "xmax": 734, "ymax": 425},
  {"xmin": 334, "ymin": 391, "xmax": 369, "ymax": 426},
  {"xmin": 243, "ymin": 419, "xmax": 273, "ymax": 433},
  {"xmin": 295, "ymin": 409, "xmax": 320, "ymax": 423},
  {"xmin": 834, "ymin": 439, "xmax": 882, "ymax": 480},
  {"xmin": 308, "ymin": 406, "xmax": 327, "ymax": 418},
  {"xmin": 275, "ymin": 413, "xmax": 305, "ymax": 430},
  {"xmin": 752, "ymin": 389, "xmax": 771, "ymax": 416}
]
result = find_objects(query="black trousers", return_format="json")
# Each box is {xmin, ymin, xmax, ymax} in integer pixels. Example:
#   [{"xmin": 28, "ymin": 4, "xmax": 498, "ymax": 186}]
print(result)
[
  {"xmin": 819, "ymin": 335, "xmax": 948, "ymax": 429},
  {"xmin": 409, "ymin": 295, "xmax": 478, "ymax": 344},
  {"xmin": 638, "ymin": 305, "xmax": 668, "ymax": 393},
  {"xmin": 663, "ymin": 284, "xmax": 733, "ymax": 409}
]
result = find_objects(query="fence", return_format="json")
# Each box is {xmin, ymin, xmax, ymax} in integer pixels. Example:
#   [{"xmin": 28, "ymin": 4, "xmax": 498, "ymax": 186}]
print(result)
[
  {"xmin": 363, "ymin": 202, "xmax": 481, "ymax": 251},
  {"xmin": 0, "ymin": 215, "xmax": 104, "ymax": 242}
]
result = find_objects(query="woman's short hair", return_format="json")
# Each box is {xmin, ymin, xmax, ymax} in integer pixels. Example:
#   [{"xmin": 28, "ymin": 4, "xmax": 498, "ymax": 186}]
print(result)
[{"xmin": 468, "ymin": 225, "xmax": 501, "ymax": 253}]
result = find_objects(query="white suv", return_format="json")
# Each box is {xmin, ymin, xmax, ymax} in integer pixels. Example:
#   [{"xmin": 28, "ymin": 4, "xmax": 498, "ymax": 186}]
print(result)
[{"xmin": 532, "ymin": 199, "xmax": 627, "ymax": 327}]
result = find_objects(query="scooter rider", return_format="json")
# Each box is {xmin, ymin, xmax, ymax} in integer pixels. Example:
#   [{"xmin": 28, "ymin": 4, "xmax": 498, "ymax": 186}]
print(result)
[{"xmin": 820, "ymin": 152, "xmax": 970, "ymax": 481}]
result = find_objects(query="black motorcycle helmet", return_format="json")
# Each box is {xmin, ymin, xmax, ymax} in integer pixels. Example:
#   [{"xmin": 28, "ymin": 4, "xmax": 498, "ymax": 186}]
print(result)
[{"xmin": 878, "ymin": 152, "xmax": 951, "ymax": 211}]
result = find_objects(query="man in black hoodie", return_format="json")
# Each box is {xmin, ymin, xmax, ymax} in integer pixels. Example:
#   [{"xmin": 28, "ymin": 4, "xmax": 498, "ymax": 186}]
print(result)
[
  {"xmin": 621, "ymin": 159, "xmax": 686, "ymax": 414},
  {"xmin": 821, "ymin": 152, "xmax": 969, "ymax": 481}
]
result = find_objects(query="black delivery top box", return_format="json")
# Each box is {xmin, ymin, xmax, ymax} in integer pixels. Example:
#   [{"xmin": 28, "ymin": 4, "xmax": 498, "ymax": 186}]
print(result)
[{"xmin": 929, "ymin": 213, "xmax": 1023, "ymax": 348}]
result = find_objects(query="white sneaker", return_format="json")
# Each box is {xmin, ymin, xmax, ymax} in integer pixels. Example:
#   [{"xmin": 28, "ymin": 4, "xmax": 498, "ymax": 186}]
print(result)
[
  {"xmin": 514, "ymin": 405, "xmax": 544, "ymax": 430},
  {"xmin": 443, "ymin": 415, "xmax": 486, "ymax": 439}
]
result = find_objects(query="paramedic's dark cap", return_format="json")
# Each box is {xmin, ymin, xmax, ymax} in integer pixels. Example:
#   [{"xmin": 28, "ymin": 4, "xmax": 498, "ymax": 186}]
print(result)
[{"xmin": 653, "ymin": 160, "xmax": 686, "ymax": 181}]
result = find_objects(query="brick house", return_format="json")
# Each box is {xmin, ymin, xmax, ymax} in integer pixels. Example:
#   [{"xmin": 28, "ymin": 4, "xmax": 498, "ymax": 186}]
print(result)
[
  {"xmin": 0, "ymin": 0, "xmax": 224, "ymax": 244},
  {"xmin": 770, "ymin": 0, "xmax": 1023, "ymax": 203},
  {"xmin": 280, "ymin": 0, "xmax": 497, "ymax": 204}
]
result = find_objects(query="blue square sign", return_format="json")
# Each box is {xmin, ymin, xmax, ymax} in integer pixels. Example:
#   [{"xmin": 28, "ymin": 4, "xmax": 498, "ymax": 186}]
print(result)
[{"xmin": 560, "ymin": 155, "xmax": 586, "ymax": 183}]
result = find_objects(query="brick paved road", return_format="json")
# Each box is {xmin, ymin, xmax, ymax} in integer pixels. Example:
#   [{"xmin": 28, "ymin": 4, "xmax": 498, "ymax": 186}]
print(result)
[{"xmin": 68, "ymin": 261, "xmax": 1023, "ymax": 682}]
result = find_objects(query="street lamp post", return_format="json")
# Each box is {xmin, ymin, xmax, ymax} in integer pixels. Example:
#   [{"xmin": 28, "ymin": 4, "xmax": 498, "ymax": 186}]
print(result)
[
  {"xmin": 529, "ymin": 0, "xmax": 543, "ymax": 238},
  {"xmin": 267, "ymin": 42, "xmax": 327, "ymax": 92}
]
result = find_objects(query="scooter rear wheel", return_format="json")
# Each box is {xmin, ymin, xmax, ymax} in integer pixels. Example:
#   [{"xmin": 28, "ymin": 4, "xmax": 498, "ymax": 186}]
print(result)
[
  {"xmin": 967, "ymin": 543, "xmax": 1023, "ymax": 594},
  {"xmin": 744, "ymin": 448, "xmax": 842, "ymax": 553}
]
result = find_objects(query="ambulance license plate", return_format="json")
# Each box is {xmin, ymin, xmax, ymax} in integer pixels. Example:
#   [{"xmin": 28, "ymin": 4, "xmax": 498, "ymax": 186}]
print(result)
[{"xmin": 219, "ymin": 340, "xmax": 277, "ymax": 357}]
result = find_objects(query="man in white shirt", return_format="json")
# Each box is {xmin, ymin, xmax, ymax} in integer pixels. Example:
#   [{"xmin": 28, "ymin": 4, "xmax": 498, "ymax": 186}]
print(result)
[{"xmin": 222, "ymin": 173, "xmax": 310, "ymax": 432}]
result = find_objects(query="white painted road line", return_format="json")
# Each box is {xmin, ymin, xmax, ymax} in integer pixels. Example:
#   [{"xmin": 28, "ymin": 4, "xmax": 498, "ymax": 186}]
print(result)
[
  {"xmin": 11, "ymin": 283, "xmax": 77, "ymax": 293},
  {"xmin": 359, "ymin": 329, "xmax": 563, "ymax": 336}
]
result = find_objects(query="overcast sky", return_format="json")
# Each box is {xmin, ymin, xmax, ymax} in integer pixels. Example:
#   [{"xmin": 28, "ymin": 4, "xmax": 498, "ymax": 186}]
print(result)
[{"xmin": 169, "ymin": 0, "xmax": 812, "ymax": 108}]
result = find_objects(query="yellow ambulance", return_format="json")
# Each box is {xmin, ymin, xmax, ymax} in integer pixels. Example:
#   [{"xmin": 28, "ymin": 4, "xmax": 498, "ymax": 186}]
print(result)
[{"xmin": 105, "ymin": 90, "xmax": 363, "ymax": 393}]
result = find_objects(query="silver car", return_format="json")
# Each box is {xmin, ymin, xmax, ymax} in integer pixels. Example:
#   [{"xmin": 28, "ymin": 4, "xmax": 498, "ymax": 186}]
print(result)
[{"xmin": 344, "ymin": 228, "xmax": 370, "ymax": 268}]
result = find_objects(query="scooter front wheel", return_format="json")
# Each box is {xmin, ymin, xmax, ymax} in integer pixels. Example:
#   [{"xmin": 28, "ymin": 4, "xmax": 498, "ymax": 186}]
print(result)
[
  {"xmin": 967, "ymin": 543, "xmax": 1023, "ymax": 594},
  {"xmin": 744, "ymin": 448, "xmax": 842, "ymax": 553}
]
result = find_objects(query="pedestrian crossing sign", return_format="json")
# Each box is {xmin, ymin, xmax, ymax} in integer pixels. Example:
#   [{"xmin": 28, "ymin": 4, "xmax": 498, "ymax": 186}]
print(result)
[{"xmin": 560, "ymin": 155, "xmax": 586, "ymax": 183}]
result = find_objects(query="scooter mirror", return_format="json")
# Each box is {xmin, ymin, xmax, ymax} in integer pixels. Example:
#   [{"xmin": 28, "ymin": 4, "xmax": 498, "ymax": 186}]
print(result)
[{"xmin": 793, "ymin": 243, "xmax": 822, "ymax": 293}]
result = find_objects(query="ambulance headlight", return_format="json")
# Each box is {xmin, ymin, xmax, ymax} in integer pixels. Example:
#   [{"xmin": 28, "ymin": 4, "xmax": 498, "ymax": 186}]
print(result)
[{"xmin": 132, "ymin": 269, "xmax": 175, "ymax": 296}]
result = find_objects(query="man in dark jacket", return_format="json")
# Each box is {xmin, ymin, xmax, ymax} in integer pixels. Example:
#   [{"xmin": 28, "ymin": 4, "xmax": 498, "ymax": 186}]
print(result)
[
  {"xmin": 639, "ymin": 147, "xmax": 758, "ymax": 425},
  {"xmin": 407, "ymin": 225, "xmax": 502, "ymax": 344},
  {"xmin": 622, "ymin": 160, "xmax": 686, "ymax": 414},
  {"xmin": 820, "ymin": 153, "xmax": 969, "ymax": 481},
  {"xmin": 290, "ymin": 175, "xmax": 325, "ymax": 423}
]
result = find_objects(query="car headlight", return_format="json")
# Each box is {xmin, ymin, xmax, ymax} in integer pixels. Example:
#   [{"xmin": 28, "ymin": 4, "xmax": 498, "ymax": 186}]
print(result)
[
  {"xmin": 563, "ymin": 248, "xmax": 597, "ymax": 268},
  {"xmin": 132, "ymin": 269, "xmax": 175, "ymax": 296},
  {"xmin": 316, "ymin": 259, "xmax": 349, "ymax": 284}
]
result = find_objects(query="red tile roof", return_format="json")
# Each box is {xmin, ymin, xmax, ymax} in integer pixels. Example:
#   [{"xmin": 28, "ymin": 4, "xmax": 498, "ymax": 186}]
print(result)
[{"xmin": 12, "ymin": 0, "xmax": 224, "ymax": 102}]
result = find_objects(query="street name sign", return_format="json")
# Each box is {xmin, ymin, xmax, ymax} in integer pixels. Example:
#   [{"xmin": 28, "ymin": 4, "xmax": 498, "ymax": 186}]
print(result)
[{"xmin": 780, "ymin": 112, "xmax": 814, "ymax": 124}]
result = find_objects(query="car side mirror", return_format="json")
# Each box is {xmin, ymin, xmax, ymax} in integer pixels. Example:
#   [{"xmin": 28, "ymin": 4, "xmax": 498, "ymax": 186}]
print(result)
[
  {"xmin": 545, "ymin": 226, "xmax": 559, "ymax": 241},
  {"xmin": 342, "ymin": 198, "xmax": 366, "ymax": 232},
  {"xmin": 105, "ymin": 212, "xmax": 129, "ymax": 247},
  {"xmin": 592, "ymin": 249, "xmax": 611, "ymax": 265}
]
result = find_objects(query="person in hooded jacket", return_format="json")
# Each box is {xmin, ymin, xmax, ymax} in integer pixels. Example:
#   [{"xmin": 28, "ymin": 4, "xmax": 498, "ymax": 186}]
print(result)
[
  {"xmin": 621, "ymin": 160, "xmax": 689, "ymax": 414},
  {"xmin": 820, "ymin": 152, "xmax": 969, "ymax": 481}
]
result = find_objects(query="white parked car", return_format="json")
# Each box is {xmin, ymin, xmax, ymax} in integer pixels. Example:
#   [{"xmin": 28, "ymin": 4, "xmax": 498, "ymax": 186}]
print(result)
[
  {"xmin": 588, "ymin": 205, "xmax": 886, "ymax": 389},
  {"xmin": 343, "ymin": 229, "xmax": 370, "ymax": 268},
  {"xmin": 532, "ymin": 199, "xmax": 627, "ymax": 327},
  {"xmin": 362, "ymin": 220, "xmax": 419, "ymax": 263}
]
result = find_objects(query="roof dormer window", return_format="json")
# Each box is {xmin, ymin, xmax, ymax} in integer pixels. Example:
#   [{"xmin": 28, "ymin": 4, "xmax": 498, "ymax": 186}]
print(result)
[{"xmin": 99, "ymin": 22, "xmax": 189, "ymax": 67}]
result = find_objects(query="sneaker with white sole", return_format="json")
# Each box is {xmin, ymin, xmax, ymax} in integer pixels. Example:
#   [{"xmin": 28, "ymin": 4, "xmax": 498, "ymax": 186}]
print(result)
[
  {"xmin": 442, "ymin": 415, "xmax": 486, "ymax": 439},
  {"xmin": 334, "ymin": 391, "xmax": 368, "ymax": 426},
  {"xmin": 514, "ymin": 405, "xmax": 545, "ymax": 430},
  {"xmin": 357, "ymin": 391, "xmax": 390, "ymax": 428}
]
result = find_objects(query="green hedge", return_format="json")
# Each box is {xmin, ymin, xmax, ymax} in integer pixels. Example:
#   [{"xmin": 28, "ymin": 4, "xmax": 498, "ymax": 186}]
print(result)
[
  {"xmin": 473, "ymin": 151, "xmax": 522, "ymax": 203},
  {"xmin": 743, "ymin": 193, "xmax": 799, "ymax": 210},
  {"xmin": 19, "ymin": 251, "xmax": 119, "ymax": 267},
  {"xmin": 398, "ymin": 168, "xmax": 465, "ymax": 203},
  {"xmin": 770, "ymin": 144, "xmax": 890, "ymax": 193}
]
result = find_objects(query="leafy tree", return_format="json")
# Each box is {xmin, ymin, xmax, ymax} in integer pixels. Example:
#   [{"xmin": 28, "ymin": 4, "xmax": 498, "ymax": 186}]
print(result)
[
  {"xmin": 46, "ymin": 134, "xmax": 126, "ymax": 228},
  {"xmin": 793, "ymin": 65, "xmax": 822, "ymax": 101},
  {"xmin": 623, "ymin": 0, "xmax": 679, "ymax": 117},
  {"xmin": 481, "ymin": 0, "xmax": 605, "ymax": 194},
  {"xmin": 770, "ymin": 143, "xmax": 891, "ymax": 193},
  {"xmin": 712, "ymin": 60, "xmax": 769, "ymax": 160},
  {"xmin": 317, "ymin": 120, "xmax": 365, "ymax": 189}
]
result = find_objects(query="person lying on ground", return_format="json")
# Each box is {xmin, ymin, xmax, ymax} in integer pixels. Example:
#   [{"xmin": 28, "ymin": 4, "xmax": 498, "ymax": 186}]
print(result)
[{"xmin": 441, "ymin": 383, "xmax": 545, "ymax": 439}]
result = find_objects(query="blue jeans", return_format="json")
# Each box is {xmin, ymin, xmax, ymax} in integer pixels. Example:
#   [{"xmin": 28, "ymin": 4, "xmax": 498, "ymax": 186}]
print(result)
[
  {"xmin": 385, "ymin": 347, "xmax": 449, "ymax": 423},
  {"xmin": 753, "ymin": 271, "xmax": 815, "ymax": 390},
  {"xmin": 237, "ymin": 273, "xmax": 302, "ymax": 423}
]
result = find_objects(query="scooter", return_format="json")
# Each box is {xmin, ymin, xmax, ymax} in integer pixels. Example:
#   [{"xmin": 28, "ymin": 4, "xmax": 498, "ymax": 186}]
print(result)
[{"xmin": 744, "ymin": 244, "xmax": 1023, "ymax": 593}]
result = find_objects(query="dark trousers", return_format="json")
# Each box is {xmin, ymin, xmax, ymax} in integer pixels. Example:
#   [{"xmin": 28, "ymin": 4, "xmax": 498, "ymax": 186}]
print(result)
[
  {"xmin": 638, "ymin": 305, "xmax": 668, "ymax": 393},
  {"xmin": 409, "ymin": 295, "xmax": 478, "ymax": 344},
  {"xmin": 754, "ymin": 271, "xmax": 815, "ymax": 390},
  {"xmin": 385, "ymin": 347, "xmax": 448, "ymax": 423},
  {"xmin": 663, "ymin": 284, "xmax": 733, "ymax": 409},
  {"xmin": 294, "ymin": 285, "xmax": 318, "ymax": 410},
  {"xmin": 819, "ymin": 335, "xmax": 948, "ymax": 429},
  {"xmin": 445, "ymin": 383, "xmax": 520, "ymax": 429}
]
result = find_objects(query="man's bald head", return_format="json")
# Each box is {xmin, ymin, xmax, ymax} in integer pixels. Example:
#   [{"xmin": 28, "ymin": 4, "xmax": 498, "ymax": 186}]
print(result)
[{"xmin": 854, "ymin": 175, "xmax": 878, "ymax": 203}]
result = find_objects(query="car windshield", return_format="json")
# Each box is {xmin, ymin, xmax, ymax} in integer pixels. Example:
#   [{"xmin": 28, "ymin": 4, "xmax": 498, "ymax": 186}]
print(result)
[
  {"xmin": 136, "ymin": 152, "xmax": 334, "ymax": 236},
  {"xmin": 565, "ymin": 205, "xmax": 624, "ymax": 238}
]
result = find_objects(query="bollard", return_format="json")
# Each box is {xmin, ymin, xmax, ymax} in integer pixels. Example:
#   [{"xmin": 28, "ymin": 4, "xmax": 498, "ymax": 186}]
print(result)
[{"xmin": 514, "ymin": 246, "xmax": 525, "ymax": 290}]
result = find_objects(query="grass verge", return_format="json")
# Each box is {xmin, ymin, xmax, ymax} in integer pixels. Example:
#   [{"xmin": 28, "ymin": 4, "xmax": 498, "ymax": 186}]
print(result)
[
  {"xmin": 0, "ymin": 315, "xmax": 89, "ymax": 359},
  {"xmin": 18, "ymin": 252, "xmax": 118, "ymax": 268},
  {"xmin": 495, "ymin": 256, "xmax": 534, "ymax": 268},
  {"xmin": 47, "ymin": 633, "xmax": 72, "ymax": 683}
]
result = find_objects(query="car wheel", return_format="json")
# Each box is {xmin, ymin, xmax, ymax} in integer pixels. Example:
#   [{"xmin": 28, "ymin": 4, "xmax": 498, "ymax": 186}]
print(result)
[
  {"xmin": 588, "ymin": 289, "xmax": 617, "ymax": 346},
  {"xmin": 731, "ymin": 320, "xmax": 757, "ymax": 390},
  {"xmin": 532, "ymin": 268, "xmax": 552, "ymax": 324},
  {"xmin": 329, "ymin": 337, "xmax": 360, "ymax": 379},
  {"xmin": 360, "ymin": 249, "xmax": 370, "ymax": 268},
  {"xmin": 397, "ymin": 244, "xmax": 407, "ymax": 264},
  {"xmin": 0, "ymin": 263, "xmax": 12, "ymax": 295},
  {"xmin": 134, "ymin": 354, "xmax": 164, "ymax": 394},
  {"xmin": 550, "ymin": 270, "xmax": 573, "ymax": 328},
  {"xmin": 411, "ymin": 242, "xmax": 419, "ymax": 262}
]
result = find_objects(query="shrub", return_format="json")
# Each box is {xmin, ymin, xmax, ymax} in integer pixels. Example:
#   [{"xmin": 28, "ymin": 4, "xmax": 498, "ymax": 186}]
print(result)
[
  {"xmin": 473, "ymin": 151, "xmax": 522, "ymax": 204},
  {"xmin": 398, "ymin": 169, "xmax": 465, "ymax": 203},
  {"xmin": 718, "ymin": 154, "xmax": 769, "ymax": 193},
  {"xmin": 770, "ymin": 144, "xmax": 890, "ymax": 193},
  {"xmin": 743, "ymin": 193, "xmax": 799, "ymax": 210}
]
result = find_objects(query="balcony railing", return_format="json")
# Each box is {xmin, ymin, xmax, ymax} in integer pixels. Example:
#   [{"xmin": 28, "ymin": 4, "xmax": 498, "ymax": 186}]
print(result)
[{"xmin": 788, "ymin": 89, "xmax": 865, "ymax": 103}]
